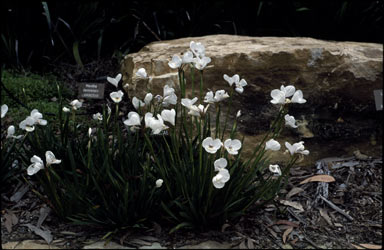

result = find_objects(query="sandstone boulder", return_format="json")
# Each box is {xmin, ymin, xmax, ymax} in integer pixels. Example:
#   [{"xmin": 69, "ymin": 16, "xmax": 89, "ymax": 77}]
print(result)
[{"xmin": 120, "ymin": 35, "xmax": 382, "ymax": 166}]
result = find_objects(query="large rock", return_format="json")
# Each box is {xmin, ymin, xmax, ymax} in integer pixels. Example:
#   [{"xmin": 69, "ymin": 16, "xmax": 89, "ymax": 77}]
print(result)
[{"xmin": 121, "ymin": 35, "xmax": 382, "ymax": 166}]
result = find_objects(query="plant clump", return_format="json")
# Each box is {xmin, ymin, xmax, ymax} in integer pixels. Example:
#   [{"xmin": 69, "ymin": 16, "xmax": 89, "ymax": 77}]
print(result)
[{"xmin": 1, "ymin": 41, "xmax": 309, "ymax": 234}]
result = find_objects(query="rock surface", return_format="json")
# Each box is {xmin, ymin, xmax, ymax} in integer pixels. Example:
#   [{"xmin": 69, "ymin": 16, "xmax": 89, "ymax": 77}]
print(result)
[{"xmin": 121, "ymin": 35, "xmax": 382, "ymax": 165}]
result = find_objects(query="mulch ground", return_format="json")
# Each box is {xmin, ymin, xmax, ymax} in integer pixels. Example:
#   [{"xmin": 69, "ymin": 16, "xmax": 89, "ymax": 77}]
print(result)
[{"xmin": 1, "ymin": 153, "xmax": 382, "ymax": 249}]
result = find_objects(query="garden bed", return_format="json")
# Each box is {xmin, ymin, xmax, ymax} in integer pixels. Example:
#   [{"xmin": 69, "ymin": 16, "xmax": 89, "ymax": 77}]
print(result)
[{"xmin": 2, "ymin": 153, "xmax": 382, "ymax": 249}]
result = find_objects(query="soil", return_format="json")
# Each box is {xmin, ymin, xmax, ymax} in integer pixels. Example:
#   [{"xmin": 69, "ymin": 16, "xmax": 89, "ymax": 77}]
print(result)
[{"xmin": 1, "ymin": 59, "xmax": 382, "ymax": 249}]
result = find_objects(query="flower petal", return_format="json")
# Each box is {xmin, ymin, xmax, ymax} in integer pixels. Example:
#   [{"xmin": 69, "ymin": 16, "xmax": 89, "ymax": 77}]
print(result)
[{"xmin": 214, "ymin": 158, "xmax": 227, "ymax": 171}]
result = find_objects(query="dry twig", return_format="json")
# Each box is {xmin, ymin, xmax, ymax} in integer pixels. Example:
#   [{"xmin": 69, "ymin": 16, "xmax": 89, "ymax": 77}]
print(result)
[{"xmin": 319, "ymin": 195, "xmax": 354, "ymax": 221}]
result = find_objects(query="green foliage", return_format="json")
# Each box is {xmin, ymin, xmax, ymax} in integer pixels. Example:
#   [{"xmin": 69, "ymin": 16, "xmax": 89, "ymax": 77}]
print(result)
[
  {"xmin": 18, "ymin": 93, "xmax": 160, "ymax": 229},
  {"xmin": 1, "ymin": 70, "xmax": 72, "ymax": 122},
  {"xmin": 0, "ymin": 134, "xmax": 25, "ymax": 193}
]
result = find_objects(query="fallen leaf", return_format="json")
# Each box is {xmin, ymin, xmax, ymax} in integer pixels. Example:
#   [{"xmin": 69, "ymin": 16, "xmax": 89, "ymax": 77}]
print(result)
[
  {"xmin": 4, "ymin": 211, "xmax": 18, "ymax": 233},
  {"xmin": 137, "ymin": 236, "xmax": 159, "ymax": 242},
  {"xmin": 4, "ymin": 214, "xmax": 13, "ymax": 233},
  {"xmin": 239, "ymin": 240, "xmax": 247, "ymax": 249},
  {"xmin": 280, "ymin": 200, "xmax": 304, "ymax": 212},
  {"xmin": 24, "ymin": 224, "xmax": 53, "ymax": 244},
  {"xmin": 247, "ymin": 238, "xmax": 255, "ymax": 249},
  {"xmin": 319, "ymin": 208, "xmax": 333, "ymax": 226},
  {"xmin": 276, "ymin": 220, "xmax": 300, "ymax": 228},
  {"xmin": 282, "ymin": 226, "xmax": 293, "ymax": 244},
  {"xmin": 299, "ymin": 175, "xmax": 336, "ymax": 185},
  {"xmin": 351, "ymin": 244, "xmax": 365, "ymax": 249},
  {"xmin": 129, "ymin": 239, "xmax": 152, "ymax": 246},
  {"xmin": 359, "ymin": 243, "xmax": 382, "ymax": 249},
  {"xmin": 10, "ymin": 185, "xmax": 29, "ymax": 202},
  {"xmin": 286, "ymin": 187, "xmax": 305, "ymax": 199},
  {"xmin": 37, "ymin": 206, "xmax": 51, "ymax": 228},
  {"xmin": 266, "ymin": 227, "xmax": 278, "ymax": 239}
]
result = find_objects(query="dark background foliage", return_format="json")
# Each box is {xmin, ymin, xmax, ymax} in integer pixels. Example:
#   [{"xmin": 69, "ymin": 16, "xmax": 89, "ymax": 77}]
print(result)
[{"xmin": 1, "ymin": 0, "xmax": 383, "ymax": 71}]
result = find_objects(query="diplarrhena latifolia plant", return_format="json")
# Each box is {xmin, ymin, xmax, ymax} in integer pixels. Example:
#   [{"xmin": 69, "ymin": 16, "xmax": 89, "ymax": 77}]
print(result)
[
  {"xmin": 18, "ymin": 83, "xmax": 161, "ymax": 229},
  {"xmin": 123, "ymin": 41, "xmax": 310, "ymax": 232},
  {"xmin": 3, "ymin": 41, "xmax": 309, "ymax": 233}
]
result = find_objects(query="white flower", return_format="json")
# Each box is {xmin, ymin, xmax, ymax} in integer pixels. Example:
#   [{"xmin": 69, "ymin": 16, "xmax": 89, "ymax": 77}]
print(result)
[
  {"xmin": 214, "ymin": 90, "xmax": 230, "ymax": 102},
  {"xmin": 168, "ymin": 55, "xmax": 182, "ymax": 69},
  {"xmin": 269, "ymin": 164, "xmax": 282, "ymax": 176},
  {"xmin": 285, "ymin": 141, "xmax": 310, "ymax": 156},
  {"xmin": 235, "ymin": 79, "xmax": 247, "ymax": 94},
  {"xmin": 223, "ymin": 74, "xmax": 247, "ymax": 94},
  {"xmin": 182, "ymin": 51, "xmax": 194, "ymax": 64},
  {"xmin": 144, "ymin": 93, "xmax": 153, "ymax": 106},
  {"xmin": 88, "ymin": 127, "xmax": 93, "ymax": 137},
  {"xmin": 181, "ymin": 97, "xmax": 198, "ymax": 109},
  {"xmin": 132, "ymin": 96, "xmax": 145, "ymax": 110},
  {"xmin": 214, "ymin": 158, "xmax": 228, "ymax": 171},
  {"xmin": 223, "ymin": 74, "xmax": 239, "ymax": 87},
  {"xmin": 204, "ymin": 91, "xmax": 215, "ymax": 103},
  {"xmin": 70, "ymin": 99, "xmax": 83, "ymax": 110},
  {"xmin": 280, "ymin": 85, "xmax": 296, "ymax": 98},
  {"xmin": 27, "ymin": 151, "xmax": 61, "ymax": 176},
  {"xmin": 107, "ymin": 73, "xmax": 122, "ymax": 88},
  {"xmin": 291, "ymin": 90, "xmax": 307, "ymax": 104},
  {"xmin": 212, "ymin": 169, "xmax": 230, "ymax": 189},
  {"xmin": 161, "ymin": 109, "xmax": 176, "ymax": 126},
  {"xmin": 192, "ymin": 56, "xmax": 211, "ymax": 70},
  {"xmin": 6, "ymin": 125, "xmax": 23, "ymax": 139},
  {"xmin": 7, "ymin": 125, "xmax": 15, "ymax": 138},
  {"xmin": 124, "ymin": 111, "xmax": 141, "ymax": 127},
  {"xmin": 62, "ymin": 107, "xmax": 70, "ymax": 113},
  {"xmin": 265, "ymin": 139, "xmax": 281, "ymax": 151},
  {"xmin": 92, "ymin": 112, "xmax": 103, "ymax": 121},
  {"xmin": 284, "ymin": 114, "xmax": 297, "ymax": 128},
  {"xmin": 236, "ymin": 110, "xmax": 241, "ymax": 118},
  {"xmin": 270, "ymin": 89, "xmax": 286, "ymax": 105},
  {"xmin": 187, "ymin": 104, "xmax": 209, "ymax": 117},
  {"xmin": 110, "ymin": 90, "xmax": 124, "ymax": 103},
  {"xmin": 144, "ymin": 112, "xmax": 153, "ymax": 128},
  {"xmin": 190, "ymin": 41, "xmax": 206, "ymax": 57},
  {"xmin": 156, "ymin": 179, "xmax": 163, "ymax": 188},
  {"xmin": 271, "ymin": 85, "xmax": 306, "ymax": 105},
  {"xmin": 136, "ymin": 68, "xmax": 148, "ymax": 78},
  {"xmin": 145, "ymin": 113, "xmax": 168, "ymax": 134},
  {"xmin": 163, "ymin": 93, "xmax": 177, "ymax": 107},
  {"xmin": 27, "ymin": 155, "xmax": 44, "ymax": 176},
  {"xmin": 163, "ymin": 85, "xmax": 175, "ymax": 97},
  {"xmin": 19, "ymin": 117, "xmax": 35, "ymax": 132},
  {"xmin": 162, "ymin": 85, "xmax": 177, "ymax": 107},
  {"xmin": 202, "ymin": 137, "xmax": 223, "ymax": 154},
  {"xmin": 224, "ymin": 139, "xmax": 242, "ymax": 155},
  {"xmin": 45, "ymin": 151, "xmax": 61, "ymax": 167},
  {"xmin": 1, "ymin": 104, "xmax": 8, "ymax": 118},
  {"xmin": 30, "ymin": 109, "xmax": 47, "ymax": 126}
]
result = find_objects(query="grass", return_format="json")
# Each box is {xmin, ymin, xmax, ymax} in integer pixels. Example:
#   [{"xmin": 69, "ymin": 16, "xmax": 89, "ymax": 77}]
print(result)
[{"xmin": 1, "ymin": 70, "xmax": 73, "ymax": 124}]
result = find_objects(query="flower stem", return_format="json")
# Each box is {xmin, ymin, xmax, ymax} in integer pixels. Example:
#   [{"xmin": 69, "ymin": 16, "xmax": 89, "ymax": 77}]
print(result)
[
  {"xmin": 199, "ymin": 71, "xmax": 204, "ymax": 103},
  {"xmin": 221, "ymin": 88, "xmax": 234, "ymax": 141}
]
